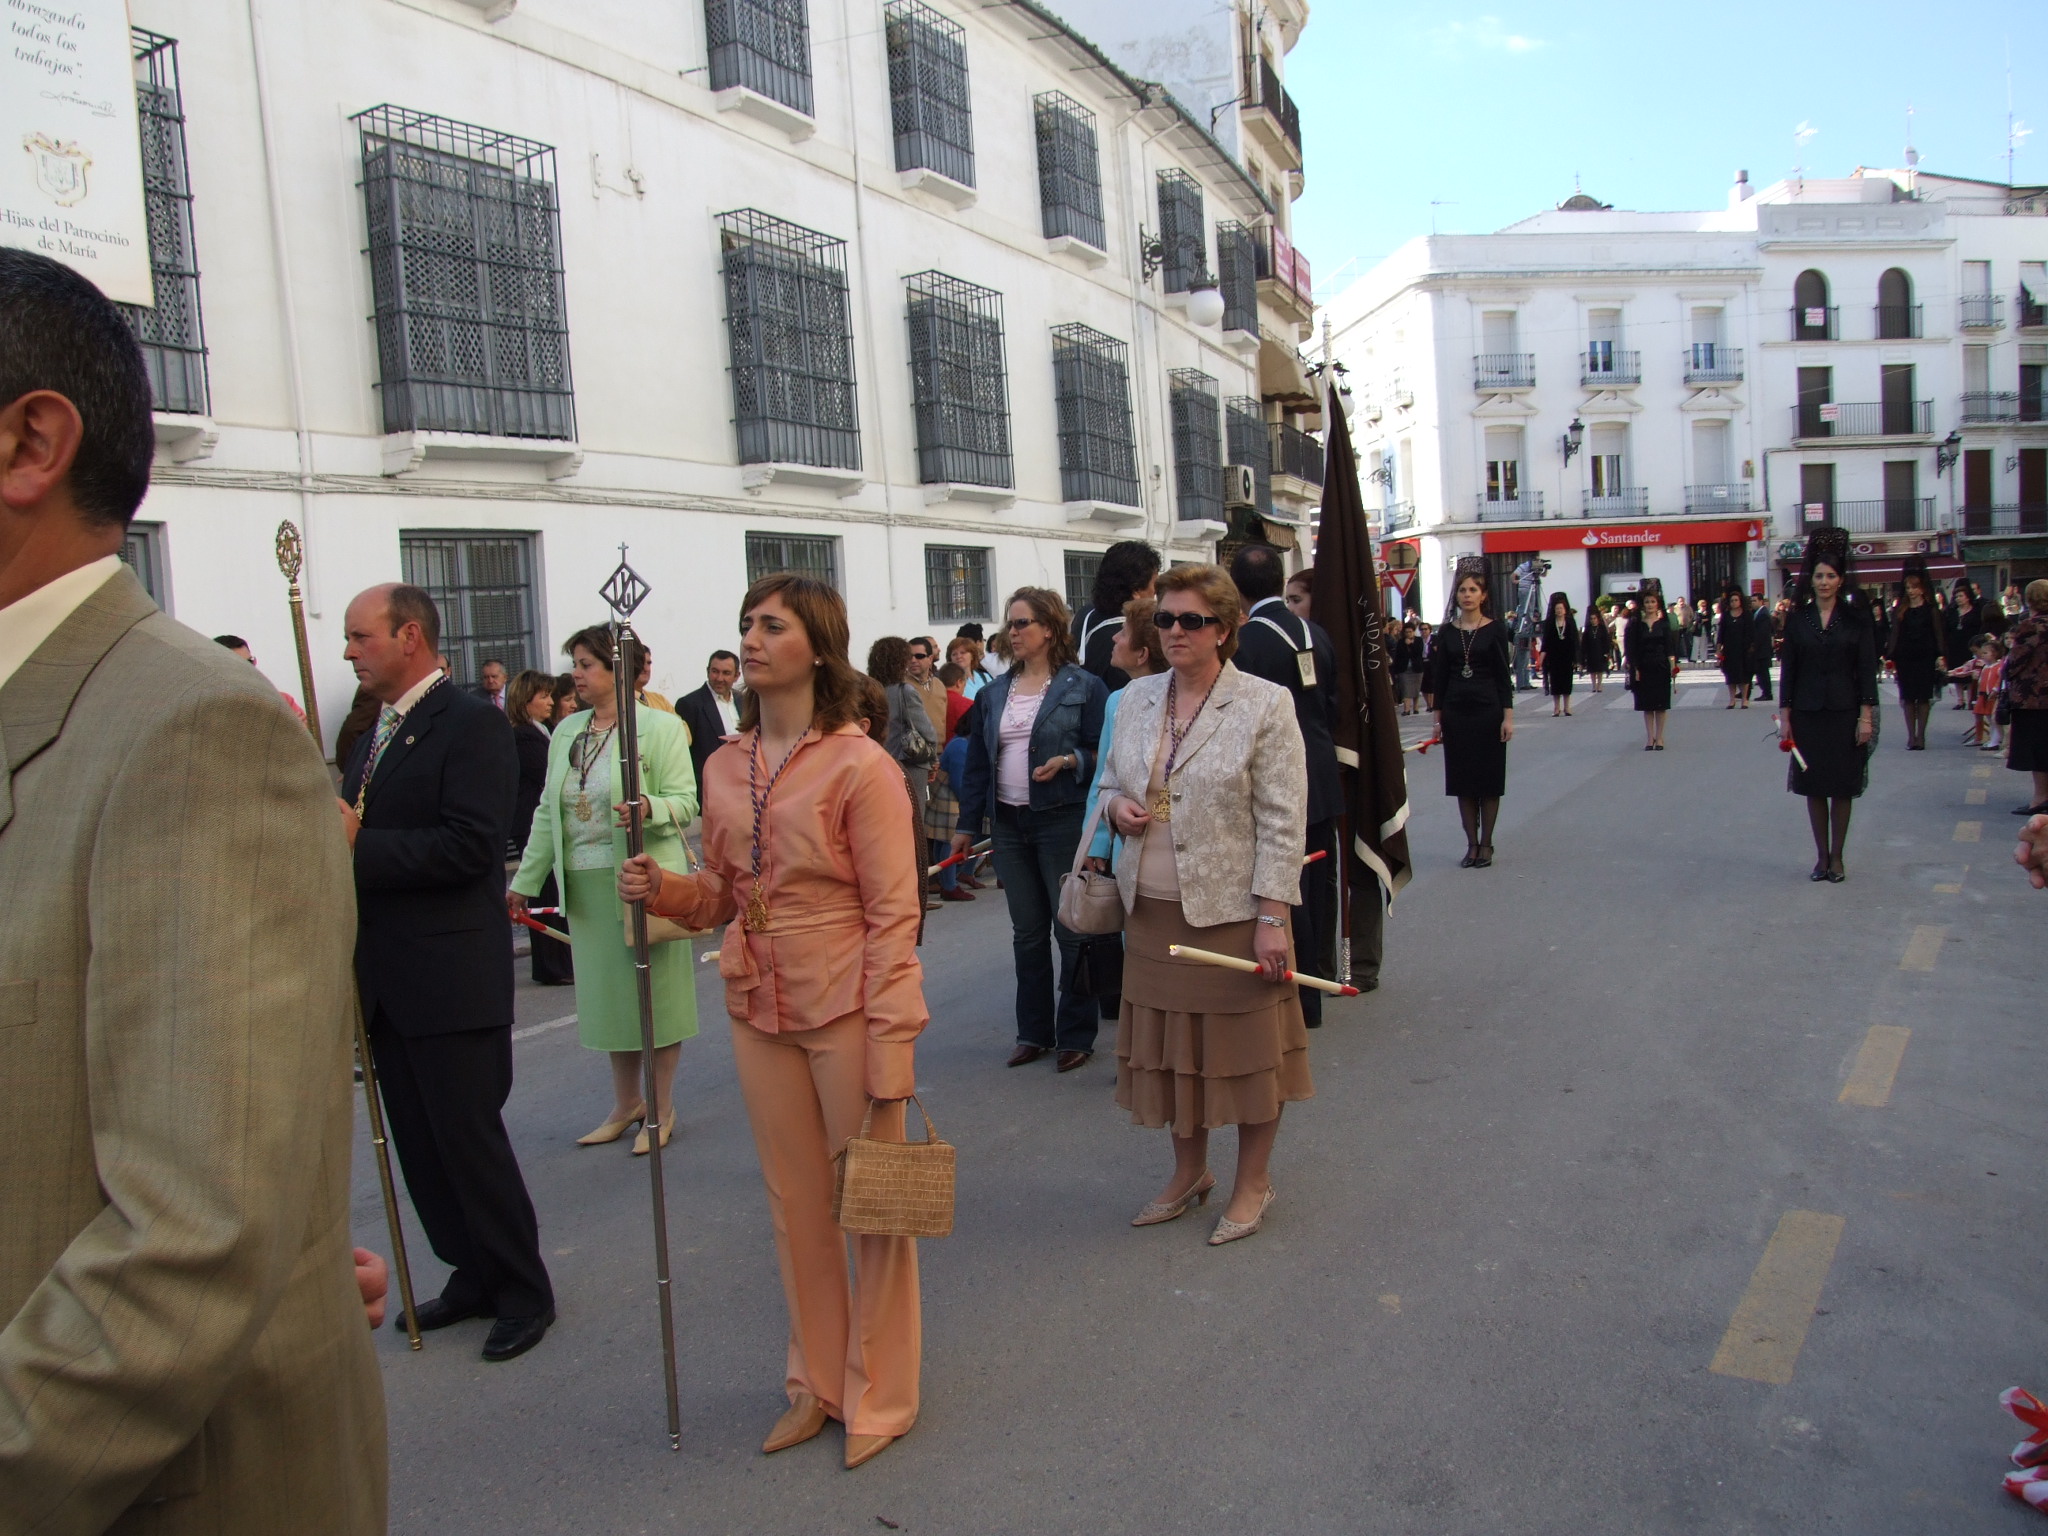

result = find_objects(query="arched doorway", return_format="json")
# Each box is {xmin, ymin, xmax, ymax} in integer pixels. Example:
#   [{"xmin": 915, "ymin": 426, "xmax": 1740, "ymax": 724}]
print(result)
[
  {"xmin": 1794, "ymin": 269, "xmax": 1834, "ymax": 340},
  {"xmin": 1877, "ymin": 268, "xmax": 1918, "ymax": 339}
]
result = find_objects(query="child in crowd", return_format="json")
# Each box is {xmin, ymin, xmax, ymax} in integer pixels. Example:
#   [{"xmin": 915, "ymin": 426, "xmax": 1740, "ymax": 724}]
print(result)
[{"xmin": 1974, "ymin": 634, "xmax": 2009, "ymax": 753}]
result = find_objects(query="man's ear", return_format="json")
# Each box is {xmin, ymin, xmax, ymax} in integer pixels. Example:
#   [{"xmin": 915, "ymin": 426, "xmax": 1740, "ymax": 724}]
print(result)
[{"xmin": 0, "ymin": 390, "xmax": 86, "ymax": 514}]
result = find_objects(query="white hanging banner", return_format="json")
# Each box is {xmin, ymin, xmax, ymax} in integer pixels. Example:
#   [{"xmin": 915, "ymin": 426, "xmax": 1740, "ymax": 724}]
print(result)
[{"xmin": 2, "ymin": 0, "xmax": 154, "ymax": 306}]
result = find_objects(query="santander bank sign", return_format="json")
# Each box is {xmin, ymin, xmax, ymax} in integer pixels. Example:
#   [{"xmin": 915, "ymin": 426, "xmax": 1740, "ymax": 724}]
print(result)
[{"xmin": 1483, "ymin": 519, "xmax": 1761, "ymax": 553}]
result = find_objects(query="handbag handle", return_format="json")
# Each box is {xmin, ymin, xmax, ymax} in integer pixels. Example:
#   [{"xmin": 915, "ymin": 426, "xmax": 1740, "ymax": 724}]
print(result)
[
  {"xmin": 858, "ymin": 1093, "xmax": 941, "ymax": 1146},
  {"xmin": 1068, "ymin": 787, "xmax": 1112, "ymax": 881}
]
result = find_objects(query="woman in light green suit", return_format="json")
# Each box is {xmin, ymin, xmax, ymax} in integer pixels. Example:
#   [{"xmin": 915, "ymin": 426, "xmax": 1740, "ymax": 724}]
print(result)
[{"xmin": 510, "ymin": 625, "xmax": 698, "ymax": 1154}]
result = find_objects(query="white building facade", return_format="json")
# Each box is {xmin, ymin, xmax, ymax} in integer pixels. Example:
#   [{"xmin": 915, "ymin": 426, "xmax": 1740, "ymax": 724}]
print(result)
[
  {"xmin": 1328, "ymin": 168, "xmax": 2048, "ymax": 621},
  {"xmin": 84, "ymin": 0, "xmax": 1319, "ymax": 750}
]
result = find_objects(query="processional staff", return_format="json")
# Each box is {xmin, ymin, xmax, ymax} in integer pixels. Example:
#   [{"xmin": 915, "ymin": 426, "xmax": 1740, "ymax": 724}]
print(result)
[
  {"xmin": 275, "ymin": 520, "xmax": 423, "ymax": 1351},
  {"xmin": 603, "ymin": 546, "xmax": 685, "ymax": 1451}
]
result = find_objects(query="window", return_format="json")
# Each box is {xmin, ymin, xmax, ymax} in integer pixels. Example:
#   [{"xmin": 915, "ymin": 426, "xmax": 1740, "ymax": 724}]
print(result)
[
  {"xmin": 1883, "ymin": 460, "xmax": 1920, "ymax": 532},
  {"xmin": 1793, "ymin": 269, "xmax": 1834, "ymax": 340},
  {"xmin": 1691, "ymin": 419, "xmax": 1731, "ymax": 495},
  {"xmin": 1798, "ymin": 463, "xmax": 1835, "ymax": 522},
  {"xmin": 1034, "ymin": 92, "xmax": 1103, "ymax": 250},
  {"xmin": 1216, "ymin": 221, "xmax": 1257, "ymax": 333},
  {"xmin": 1586, "ymin": 308, "xmax": 1620, "ymax": 375},
  {"xmin": 1063, "ymin": 550, "xmax": 1100, "ymax": 614},
  {"xmin": 120, "ymin": 522, "xmax": 169, "ymax": 608},
  {"xmin": 2022, "ymin": 263, "xmax": 2047, "ymax": 328},
  {"xmin": 1169, "ymin": 368, "xmax": 1222, "ymax": 526},
  {"xmin": 719, "ymin": 209, "xmax": 860, "ymax": 469},
  {"xmin": 119, "ymin": 31, "xmax": 207, "ymax": 417},
  {"xmin": 905, "ymin": 271, "xmax": 1010, "ymax": 487},
  {"xmin": 400, "ymin": 532, "xmax": 541, "ymax": 684},
  {"xmin": 745, "ymin": 531, "xmax": 839, "ymax": 587},
  {"xmin": 1587, "ymin": 423, "xmax": 1625, "ymax": 500},
  {"xmin": 924, "ymin": 545, "xmax": 991, "ymax": 623},
  {"xmin": 1876, "ymin": 268, "xmax": 1918, "ymax": 339},
  {"xmin": 1796, "ymin": 365, "xmax": 1831, "ymax": 436},
  {"xmin": 885, "ymin": 0, "xmax": 973, "ymax": 188},
  {"xmin": 1225, "ymin": 396, "xmax": 1270, "ymax": 515},
  {"xmin": 355, "ymin": 107, "xmax": 575, "ymax": 440},
  {"xmin": 1156, "ymin": 169, "xmax": 1206, "ymax": 293},
  {"xmin": 1484, "ymin": 425, "xmax": 1522, "ymax": 502},
  {"xmin": 705, "ymin": 0, "xmax": 813, "ymax": 116},
  {"xmin": 1880, "ymin": 363, "xmax": 1916, "ymax": 435},
  {"xmin": 1051, "ymin": 323, "xmax": 1140, "ymax": 506}
]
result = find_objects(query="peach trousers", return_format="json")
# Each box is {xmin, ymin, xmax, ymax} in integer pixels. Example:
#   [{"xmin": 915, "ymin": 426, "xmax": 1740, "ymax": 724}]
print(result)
[{"xmin": 729, "ymin": 1012, "xmax": 921, "ymax": 1437}]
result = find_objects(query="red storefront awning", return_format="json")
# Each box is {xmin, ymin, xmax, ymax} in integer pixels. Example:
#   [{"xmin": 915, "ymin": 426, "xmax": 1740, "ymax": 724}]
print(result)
[{"xmin": 1481, "ymin": 517, "xmax": 1763, "ymax": 553}]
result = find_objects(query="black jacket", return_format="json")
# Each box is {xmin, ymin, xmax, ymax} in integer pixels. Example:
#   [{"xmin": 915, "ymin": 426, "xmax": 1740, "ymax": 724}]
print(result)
[
  {"xmin": 1233, "ymin": 597, "xmax": 1343, "ymax": 823},
  {"xmin": 1073, "ymin": 605, "xmax": 1131, "ymax": 692},
  {"xmin": 957, "ymin": 664, "xmax": 1106, "ymax": 833},
  {"xmin": 510, "ymin": 719, "xmax": 550, "ymax": 849},
  {"xmin": 342, "ymin": 681, "xmax": 517, "ymax": 1038},
  {"xmin": 1780, "ymin": 605, "xmax": 1880, "ymax": 713},
  {"xmin": 676, "ymin": 682, "xmax": 733, "ymax": 793}
]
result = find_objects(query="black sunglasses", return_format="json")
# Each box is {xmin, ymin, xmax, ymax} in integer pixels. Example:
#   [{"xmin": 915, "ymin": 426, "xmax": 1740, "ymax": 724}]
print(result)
[
  {"xmin": 1156, "ymin": 611, "xmax": 1223, "ymax": 632},
  {"xmin": 1005, "ymin": 617, "xmax": 1040, "ymax": 630}
]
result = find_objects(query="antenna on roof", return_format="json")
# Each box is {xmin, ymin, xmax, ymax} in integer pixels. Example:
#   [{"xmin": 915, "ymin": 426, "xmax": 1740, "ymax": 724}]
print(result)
[
  {"xmin": 2008, "ymin": 44, "xmax": 2032, "ymax": 188},
  {"xmin": 1793, "ymin": 121, "xmax": 1818, "ymax": 192}
]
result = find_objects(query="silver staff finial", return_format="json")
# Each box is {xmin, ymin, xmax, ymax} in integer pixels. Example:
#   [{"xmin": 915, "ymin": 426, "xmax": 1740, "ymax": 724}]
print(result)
[{"xmin": 601, "ymin": 544, "xmax": 650, "ymax": 619}]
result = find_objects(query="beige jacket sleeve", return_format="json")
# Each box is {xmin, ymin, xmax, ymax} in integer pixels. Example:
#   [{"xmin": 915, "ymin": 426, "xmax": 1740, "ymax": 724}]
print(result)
[{"xmin": 0, "ymin": 684, "xmax": 359, "ymax": 1530}]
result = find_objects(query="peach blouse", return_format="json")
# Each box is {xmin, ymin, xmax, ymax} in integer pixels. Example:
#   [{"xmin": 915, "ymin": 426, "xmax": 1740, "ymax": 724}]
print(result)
[{"xmin": 644, "ymin": 723, "xmax": 927, "ymax": 1098}]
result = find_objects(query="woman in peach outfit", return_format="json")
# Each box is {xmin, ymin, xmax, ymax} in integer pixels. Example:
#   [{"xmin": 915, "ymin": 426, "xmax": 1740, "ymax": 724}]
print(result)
[{"xmin": 618, "ymin": 574, "xmax": 926, "ymax": 1470}]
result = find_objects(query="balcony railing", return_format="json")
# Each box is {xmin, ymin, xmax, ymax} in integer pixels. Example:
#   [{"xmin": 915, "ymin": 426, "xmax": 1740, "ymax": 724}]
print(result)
[
  {"xmin": 1874, "ymin": 303, "xmax": 1923, "ymax": 340},
  {"xmin": 1475, "ymin": 492, "xmax": 1543, "ymax": 522},
  {"xmin": 1473, "ymin": 353, "xmax": 1535, "ymax": 389},
  {"xmin": 1959, "ymin": 294, "xmax": 2004, "ymax": 330},
  {"xmin": 1685, "ymin": 344, "xmax": 1743, "ymax": 384},
  {"xmin": 1271, "ymin": 422, "xmax": 1324, "ymax": 487},
  {"xmin": 1580, "ymin": 487, "xmax": 1649, "ymax": 518},
  {"xmin": 1251, "ymin": 58, "xmax": 1302, "ymax": 157},
  {"xmin": 1827, "ymin": 498, "xmax": 1938, "ymax": 534},
  {"xmin": 1581, "ymin": 348, "xmax": 1640, "ymax": 386},
  {"xmin": 1685, "ymin": 483, "xmax": 1751, "ymax": 513},
  {"xmin": 1380, "ymin": 501, "xmax": 1415, "ymax": 532},
  {"xmin": 1254, "ymin": 225, "xmax": 1311, "ymax": 310},
  {"xmin": 2020, "ymin": 289, "xmax": 2048, "ymax": 329},
  {"xmin": 1961, "ymin": 503, "xmax": 2048, "ymax": 535},
  {"xmin": 1792, "ymin": 305, "xmax": 1839, "ymax": 341},
  {"xmin": 1793, "ymin": 400, "xmax": 1933, "ymax": 438},
  {"xmin": 1960, "ymin": 391, "xmax": 2045, "ymax": 424}
]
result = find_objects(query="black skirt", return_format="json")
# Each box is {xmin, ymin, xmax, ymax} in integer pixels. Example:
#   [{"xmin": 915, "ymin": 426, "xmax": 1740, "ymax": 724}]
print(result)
[
  {"xmin": 1542, "ymin": 658, "xmax": 1575, "ymax": 696},
  {"xmin": 1441, "ymin": 703, "xmax": 1507, "ymax": 798},
  {"xmin": 1631, "ymin": 666, "xmax": 1673, "ymax": 712},
  {"xmin": 1894, "ymin": 654, "xmax": 1942, "ymax": 703},
  {"xmin": 2009, "ymin": 709, "xmax": 2048, "ymax": 773},
  {"xmin": 1788, "ymin": 708, "xmax": 1870, "ymax": 798}
]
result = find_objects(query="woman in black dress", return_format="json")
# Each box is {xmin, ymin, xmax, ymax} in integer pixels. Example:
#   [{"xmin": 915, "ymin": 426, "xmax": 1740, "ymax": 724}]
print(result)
[
  {"xmin": 1427, "ymin": 558, "xmax": 1515, "ymax": 868},
  {"xmin": 1582, "ymin": 605, "xmax": 1613, "ymax": 692},
  {"xmin": 1540, "ymin": 593, "xmax": 1579, "ymax": 717},
  {"xmin": 506, "ymin": 668, "xmax": 574, "ymax": 985},
  {"xmin": 1889, "ymin": 557, "xmax": 1943, "ymax": 750},
  {"xmin": 1716, "ymin": 591, "xmax": 1756, "ymax": 709},
  {"xmin": 1779, "ymin": 527, "xmax": 1879, "ymax": 882},
  {"xmin": 1625, "ymin": 586, "xmax": 1679, "ymax": 750}
]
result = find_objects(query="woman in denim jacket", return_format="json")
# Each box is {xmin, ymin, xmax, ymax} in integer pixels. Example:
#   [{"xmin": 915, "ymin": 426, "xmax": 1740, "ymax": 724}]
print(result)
[{"xmin": 952, "ymin": 586, "xmax": 1107, "ymax": 1070}]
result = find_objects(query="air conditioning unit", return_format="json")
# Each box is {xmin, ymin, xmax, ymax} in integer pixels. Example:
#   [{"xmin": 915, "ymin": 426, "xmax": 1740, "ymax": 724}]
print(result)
[{"xmin": 1222, "ymin": 463, "xmax": 1257, "ymax": 509}]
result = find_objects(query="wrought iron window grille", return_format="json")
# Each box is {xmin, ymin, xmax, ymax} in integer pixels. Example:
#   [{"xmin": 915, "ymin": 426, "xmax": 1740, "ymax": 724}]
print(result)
[
  {"xmin": 1063, "ymin": 549, "xmax": 1101, "ymax": 614},
  {"xmin": 745, "ymin": 531, "xmax": 840, "ymax": 588},
  {"xmin": 718, "ymin": 208, "xmax": 861, "ymax": 470},
  {"xmin": 706, "ymin": 0, "xmax": 813, "ymax": 116},
  {"xmin": 1225, "ymin": 397, "xmax": 1270, "ymax": 513},
  {"xmin": 1050, "ymin": 323, "xmax": 1141, "ymax": 507},
  {"xmin": 924, "ymin": 545, "xmax": 992, "ymax": 623},
  {"xmin": 399, "ymin": 532, "xmax": 541, "ymax": 683},
  {"xmin": 120, "ymin": 30, "xmax": 208, "ymax": 417},
  {"xmin": 905, "ymin": 271, "xmax": 1012, "ymax": 488},
  {"xmin": 1169, "ymin": 368, "xmax": 1223, "ymax": 525},
  {"xmin": 1034, "ymin": 91, "xmax": 1104, "ymax": 250},
  {"xmin": 885, "ymin": 0, "xmax": 974, "ymax": 188},
  {"xmin": 1154, "ymin": 169, "xmax": 1207, "ymax": 293},
  {"xmin": 1216, "ymin": 222, "xmax": 1258, "ymax": 333},
  {"xmin": 354, "ymin": 106, "xmax": 575, "ymax": 441}
]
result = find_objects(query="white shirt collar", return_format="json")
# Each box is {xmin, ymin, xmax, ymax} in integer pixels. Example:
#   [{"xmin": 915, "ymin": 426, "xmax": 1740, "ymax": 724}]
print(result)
[
  {"xmin": 386, "ymin": 670, "xmax": 444, "ymax": 720},
  {"xmin": 0, "ymin": 554, "xmax": 124, "ymax": 694}
]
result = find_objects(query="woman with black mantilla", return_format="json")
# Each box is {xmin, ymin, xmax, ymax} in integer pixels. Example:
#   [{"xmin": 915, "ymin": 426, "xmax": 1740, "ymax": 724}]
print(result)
[
  {"xmin": 1625, "ymin": 582, "xmax": 1680, "ymax": 750},
  {"xmin": 1890, "ymin": 557, "xmax": 1943, "ymax": 750},
  {"xmin": 1539, "ymin": 592, "xmax": 1579, "ymax": 717},
  {"xmin": 1778, "ymin": 526, "xmax": 1879, "ymax": 883},
  {"xmin": 1426, "ymin": 557, "xmax": 1515, "ymax": 868}
]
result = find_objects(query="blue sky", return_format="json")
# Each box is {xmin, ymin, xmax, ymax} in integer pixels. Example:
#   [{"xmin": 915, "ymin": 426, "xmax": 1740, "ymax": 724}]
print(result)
[{"xmin": 1287, "ymin": 0, "xmax": 2045, "ymax": 304}]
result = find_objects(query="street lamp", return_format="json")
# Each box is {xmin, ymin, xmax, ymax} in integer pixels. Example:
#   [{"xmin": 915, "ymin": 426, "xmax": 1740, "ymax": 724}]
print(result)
[
  {"xmin": 1560, "ymin": 417, "xmax": 1585, "ymax": 464},
  {"xmin": 1935, "ymin": 429, "xmax": 1962, "ymax": 476},
  {"xmin": 1138, "ymin": 227, "xmax": 1226, "ymax": 327}
]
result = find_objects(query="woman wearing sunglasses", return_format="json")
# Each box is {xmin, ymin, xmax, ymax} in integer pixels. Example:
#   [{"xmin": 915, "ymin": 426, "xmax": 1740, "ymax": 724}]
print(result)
[
  {"xmin": 952, "ymin": 587, "xmax": 1108, "ymax": 1071},
  {"xmin": 1091, "ymin": 565, "xmax": 1309, "ymax": 1245}
]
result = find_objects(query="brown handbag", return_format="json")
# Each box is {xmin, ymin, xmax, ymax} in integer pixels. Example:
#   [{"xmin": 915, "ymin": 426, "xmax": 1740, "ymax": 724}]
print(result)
[
  {"xmin": 1055, "ymin": 793, "xmax": 1125, "ymax": 935},
  {"xmin": 833, "ymin": 1096, "xmax": 955, "ymax": 1239}
]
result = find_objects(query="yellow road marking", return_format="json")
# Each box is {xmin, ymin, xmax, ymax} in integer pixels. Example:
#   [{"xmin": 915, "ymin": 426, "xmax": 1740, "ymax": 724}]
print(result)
[
  {"xmin": 1840, "ymin": 1026, "xmax": 1911, "ymax": 1107},
  {"xmin": 1899, "ymin": 926, "xmax": 1947, "ymax": 971},
  {"xmin": 1710, "ymin": 1211, "xmax": 1846, "ymax": 1385},
  {"xmin": 1933, "ymin": 864, "xmax": 1971, "ymax": 895},
  {"xmin": 1966, "ymin": 788, "xmax": 1987, "ymax": 806},
  {"xmin": 1973, "ymin": 765, "xmax": 1994, "ymax": 779},
  {"xmin": 1954, "ymin": 821, "xmax": 1981, "ymax": 843}
]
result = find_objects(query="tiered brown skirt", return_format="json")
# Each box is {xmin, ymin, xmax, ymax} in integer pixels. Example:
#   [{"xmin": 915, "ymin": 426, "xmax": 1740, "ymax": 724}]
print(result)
[{"xmin": 1115, "ymin": 896, "xmax": 1313, "ymax": 1134}]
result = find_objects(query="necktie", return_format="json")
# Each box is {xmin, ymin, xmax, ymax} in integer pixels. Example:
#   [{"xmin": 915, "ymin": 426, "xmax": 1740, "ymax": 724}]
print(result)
[{"xmin": 354, "ymin": 705, "xmax": 404, "ymax": 815}]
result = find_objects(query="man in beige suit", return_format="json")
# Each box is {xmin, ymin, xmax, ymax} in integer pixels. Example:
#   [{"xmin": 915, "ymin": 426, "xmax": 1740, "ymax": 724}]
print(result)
[{"xmin": 0, "ymin": 252, "xmax": 385, "ymax": 1530}]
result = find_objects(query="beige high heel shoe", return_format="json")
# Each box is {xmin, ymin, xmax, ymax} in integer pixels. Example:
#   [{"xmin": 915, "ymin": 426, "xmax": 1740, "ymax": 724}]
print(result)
[
  {"xmin": 1208, "ymin": 1187, "xmax": 1276, "ymax": 1246},
  {"xmin": 762, "ymin": 1392, "xmax": 828, "ymax": 1454},
  {"xmin": 844, "ymin": 1433, "xmax": 897, "ymax": 1469},
  {"xmin": 632, "ymin": 1111, "xmax": 676, "ymax": 1156},
  {"xmin": 1131, "ymin": 1171, "xmax": 1216, "ymax": 1227},
  {"xmin": 576, "ymin": 1102, "xmax": 645, "ymax": 1146}
]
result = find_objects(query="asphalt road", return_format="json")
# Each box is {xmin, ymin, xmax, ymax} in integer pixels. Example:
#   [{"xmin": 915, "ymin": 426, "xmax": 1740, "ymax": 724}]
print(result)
[{"xmin": 353, "ymin": 668, "xmax": 2045, "ymax": 1535}]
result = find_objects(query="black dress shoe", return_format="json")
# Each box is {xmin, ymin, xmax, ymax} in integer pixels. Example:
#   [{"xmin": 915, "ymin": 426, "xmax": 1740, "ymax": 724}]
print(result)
[
  {"xmin": 481, "ymin": 1308, "xmax": 555, "ymax": 1363},
  {"xmin": 1055, "ymin": 1050, "xmax": 1093, "ymax": 1073},
  {"xmin": 397, "ymin": 1295, "xmax": 492, "ymax": 1332},
  {"xmin": 1356, "ymin": 977, "xmax": 1380, "ymax": 992},
  {"xmin": 1007, "ymin": 1044, "xmax": 1047, "ymax": 1067}
]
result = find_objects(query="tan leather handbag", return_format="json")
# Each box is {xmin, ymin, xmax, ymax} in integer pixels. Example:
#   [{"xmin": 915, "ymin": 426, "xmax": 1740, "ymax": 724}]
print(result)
[
  {"xmin": 1056, "ymin": 793, "xmax": 1125, "ymax": 935},
  {"xmin": 833, "ymin": 1097, "xmax": 955, "ymax": 1238}
]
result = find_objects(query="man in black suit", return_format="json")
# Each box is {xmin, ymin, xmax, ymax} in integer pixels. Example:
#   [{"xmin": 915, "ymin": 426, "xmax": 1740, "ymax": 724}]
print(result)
[
  {"xmin": 1751, "ymin": 598, "xmax": 1776, "ymax": 701},
  {"xmin": 1227, "ymin": 544, "xmax": 1361, "ymax": 1022},
  {"xmin": 337, "ymin": 583, "xmax": 554, "ymax": 1362},
  {"xmin": 675, "ymin": 648, "xmax": 742, "ymax": 793}
]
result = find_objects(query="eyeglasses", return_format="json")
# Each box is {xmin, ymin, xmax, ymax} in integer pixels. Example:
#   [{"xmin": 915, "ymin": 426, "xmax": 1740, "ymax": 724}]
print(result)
[
  {"xmin": 1005, "ymin": 617, "xmax": 1040, "ymax": 631},
  {"xmin": 1156, "ymin": 611, "xmax": 1223, "ymax": 632}
]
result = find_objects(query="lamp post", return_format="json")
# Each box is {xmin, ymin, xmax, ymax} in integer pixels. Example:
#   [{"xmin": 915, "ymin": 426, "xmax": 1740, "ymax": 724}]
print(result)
[
  {"xmin": 1139, "ymin": 227, "xmax": 1225, "ymax": 326},
  {"xmin": 1935, "ymin": 429, "xmax": 1962, "ymax": 476},
  {"xmin": 1560, "ymin": 416, "xmax": 1586, "ymax": 464}
]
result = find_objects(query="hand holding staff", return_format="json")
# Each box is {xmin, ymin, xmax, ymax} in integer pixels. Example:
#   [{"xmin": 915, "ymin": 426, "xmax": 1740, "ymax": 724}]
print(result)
[
  {"xmin": 1168, "ymin": 943, "xmax": 1362, "ymax": 997},
  {"xmin": 928, "ymin": 838, "xmax": 992, "ymax": 876}
]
